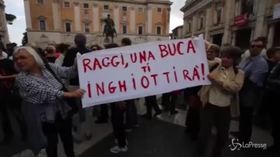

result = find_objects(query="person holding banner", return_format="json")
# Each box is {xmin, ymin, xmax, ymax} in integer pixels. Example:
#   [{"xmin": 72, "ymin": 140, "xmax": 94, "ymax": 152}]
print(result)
[
  {"xmin": 90, "ymin": 46, "xmax": 110, "ymax": 124},
  {"xmin": 103, "ymin": 43, "xmax": 129, "ymax": 154},
  {"xmin": 185, "ymin": 44, "xmax": 220, "ymax": 140},
  {"xmin": 63, "ymin": 34, "xmax": 92, "ymax": 143},
  {"xmin": 197, "ymin": 47, "xmax": 244, "ymax": 157},
  {"xmin": 121, "ymin": 38, "xmax": 139, "ymax": 131},
  {"xmin": 14, "ymin": 46, "xmax": 85, "ymax": 157}
]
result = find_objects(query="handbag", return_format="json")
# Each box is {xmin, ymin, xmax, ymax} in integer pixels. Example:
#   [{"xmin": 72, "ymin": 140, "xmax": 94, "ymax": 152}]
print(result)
[{"xmin": 44, "ymin": 63, "xmax": 79, "ymax": 117}]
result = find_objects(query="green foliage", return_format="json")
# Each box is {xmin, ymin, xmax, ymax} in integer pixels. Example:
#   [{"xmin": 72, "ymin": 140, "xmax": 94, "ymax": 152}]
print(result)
[{"xmin": 5, "ymin": 13, "xmax": 16, "ymax": 25}]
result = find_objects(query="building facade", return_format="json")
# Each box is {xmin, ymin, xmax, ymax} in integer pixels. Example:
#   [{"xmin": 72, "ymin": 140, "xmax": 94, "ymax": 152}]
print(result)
[
  {"xmin": 181, "ymin": 0, "xmax": 280, "ymax": 50},
  {"xmin": 170, "ymin": 25, "xmax": 183, "ymax": 39},
  {"xmin": 0, "ymin": 0, "xmax": 9, "ymax": 48},
  {"xmin": 24, "ymin": 0, "xmax": 171, "ymax": 48}
]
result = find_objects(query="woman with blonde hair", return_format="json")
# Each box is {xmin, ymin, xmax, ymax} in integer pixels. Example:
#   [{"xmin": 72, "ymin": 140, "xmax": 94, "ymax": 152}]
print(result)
[{"xmin": 14, "ymin": 46, "xmax": 84, "ymax": 157}]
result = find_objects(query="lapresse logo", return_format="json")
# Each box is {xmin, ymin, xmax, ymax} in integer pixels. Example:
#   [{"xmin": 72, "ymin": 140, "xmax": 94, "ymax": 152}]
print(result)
[{"xmin": 229, "ymin": 139, "xmax": 267, "ymax": 151}]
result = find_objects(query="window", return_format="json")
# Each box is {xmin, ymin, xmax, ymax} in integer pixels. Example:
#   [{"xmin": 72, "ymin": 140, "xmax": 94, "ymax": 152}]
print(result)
[
  {"xmin": 37, "ymin": 0, "xmax": 44, "ymax": 4},
  {"xmin": 157, "ymin": 8, "xmax": 162, "ymax": 12},
  {"xmin": 156, "ymin": 26, "xmax": 161, "ymax": 35},
  {"xmin": 84, "ymin": 23, "xmax": 90, "ymax": 33},
  {"xmin": 217, "ymin": 9, "xmax": 222, "ymax": 24},
  {"xmin": 188, "ymin": 22, "xmax": 192, "ymax": 32},
  {"xmin": 64, "ymin": 2, "xmax": 70, "ymax": 8},
  {"xmin": 84, "ymin": 3, "xmax": 89, "ymax": 9},
  {"xmin": 104, "ymin": 5, "xmax": 109, "ymax": 10},
  {"xmin": 138, "ymin": 26, "xmax": 143, "ymax": 35},
  {"xmin": 199, "ymin": 17, "xmax": 204, "ymax": 30},
  {"xmin": 65, "ymin": 22, "xmax": 71, "ymax": 32},
  {"xmin": 39, "ymin": 19, "xmax": 46, "ymax": 31},
  {"xmin": 122, "ymin": 25, "xmax": 127, "ymax": 34},
  {"xmin": 122, "ymin": 6, "xmax": 127, "ymax": 11},
  {"xmin": 138, "ymin": 8, "xmax": 143, "ymax": 12}
]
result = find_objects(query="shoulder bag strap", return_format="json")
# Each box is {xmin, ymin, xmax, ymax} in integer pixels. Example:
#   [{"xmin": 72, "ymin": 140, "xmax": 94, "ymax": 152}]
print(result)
[{"xmin": 44, "ymin": 63, "xmax": 68, "ymax": 91}]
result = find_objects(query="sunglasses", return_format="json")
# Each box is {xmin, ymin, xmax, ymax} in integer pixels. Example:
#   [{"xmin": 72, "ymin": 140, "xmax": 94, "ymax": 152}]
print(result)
[{"xmin": 251, "ymin": 45, "xmax": 263, "ymax": 48}]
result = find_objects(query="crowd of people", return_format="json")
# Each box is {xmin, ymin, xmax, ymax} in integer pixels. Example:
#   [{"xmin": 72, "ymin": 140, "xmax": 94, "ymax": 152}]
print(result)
[{"xmin": 0, "ymin": 34, "xmax": 279, "ymax": 157}]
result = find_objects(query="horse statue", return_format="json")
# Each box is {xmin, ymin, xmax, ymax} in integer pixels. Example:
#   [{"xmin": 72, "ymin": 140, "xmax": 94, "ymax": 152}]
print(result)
[{"xmin": 103, "ymin": 15, "xmax": 117, "ymax": 43}]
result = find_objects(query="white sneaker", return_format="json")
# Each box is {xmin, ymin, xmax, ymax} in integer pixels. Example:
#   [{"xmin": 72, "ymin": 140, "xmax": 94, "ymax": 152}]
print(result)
[
  {"xmin": 110, "ymin": 145, "xmax": 128, "ymax": 154},
  {"xmin": 12, "ymin": 149, "xmax": 35, "ymax": 157},
  {"xmin": 36, "ymin": 149, "xmax": 47, "ymax": 157}
]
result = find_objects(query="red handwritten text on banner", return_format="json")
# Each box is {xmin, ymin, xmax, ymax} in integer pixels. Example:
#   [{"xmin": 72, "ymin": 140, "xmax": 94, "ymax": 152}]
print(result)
[{"xmin": 77, "ymin": 37, "xmax": 210, "ymax": 108}]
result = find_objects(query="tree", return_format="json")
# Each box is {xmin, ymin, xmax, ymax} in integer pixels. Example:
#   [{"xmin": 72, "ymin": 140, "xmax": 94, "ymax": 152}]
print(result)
[
  {"xmin": 5, "ymin": 13, "xmax": 16, "ymax": 25},
  {"xmin": 22, "ymin": 32, "xmax": 28, "ymax": 46}
]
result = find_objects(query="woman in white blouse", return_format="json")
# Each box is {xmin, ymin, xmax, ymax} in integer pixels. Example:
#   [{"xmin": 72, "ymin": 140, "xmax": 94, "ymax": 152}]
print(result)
[{"xmin": 197, "ymin": 46, "xmax": 245, "ymax": 157}]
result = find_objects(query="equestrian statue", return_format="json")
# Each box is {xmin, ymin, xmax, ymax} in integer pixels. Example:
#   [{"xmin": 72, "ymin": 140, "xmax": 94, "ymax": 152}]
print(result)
[{"xmin": 103, "ymin": 14, "xmax": 117, "ymax": 43}]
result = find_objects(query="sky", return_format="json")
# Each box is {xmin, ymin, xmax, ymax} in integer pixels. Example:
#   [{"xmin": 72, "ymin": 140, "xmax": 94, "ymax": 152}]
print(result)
[{"xmin": 5, "ymin": 0, "xmax": 184, "ymax": 45}]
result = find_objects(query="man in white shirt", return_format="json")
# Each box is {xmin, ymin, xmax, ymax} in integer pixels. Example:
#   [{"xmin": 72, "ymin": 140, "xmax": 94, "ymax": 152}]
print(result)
[
  {"xmin": 241, "ymin": 48, "xmax": 267, "ymax": 59},
  {"xmin": 241, "ymin": 36, "xmax": 267, "ymax": 59}
]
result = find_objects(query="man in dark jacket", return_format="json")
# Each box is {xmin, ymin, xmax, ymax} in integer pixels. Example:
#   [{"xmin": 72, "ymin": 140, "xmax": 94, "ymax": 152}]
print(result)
[
  {"xmin": 266, "ymin": 62, "xmax": 280, "ymax": 153},
  {"xmin": 63, "ymin": 33, "xmax": 90, "ymax": 85},
  {"xmin": 265, "ymin": 47, "xmax": 280, "ymax": 72},
  {"xmin": 0, "ymin": 46, "xmax": 26, "ymax": 144},
  {"xmin": 62, "ymin": 33, "xmax": 91, "ymax": 142},
  {"xmin": 256, "ymin": 47, "xmax": 280, "ymax": 128},
  {"xmin": 0, "ymin": 51, "xmax": 15, "ymax": 144},
  {"xmin": 121, "ymin": 38, "xmax": 139, "ymax": 131}
]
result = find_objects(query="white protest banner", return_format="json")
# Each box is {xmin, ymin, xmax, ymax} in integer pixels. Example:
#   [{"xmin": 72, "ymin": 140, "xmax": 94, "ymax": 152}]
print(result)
[{"xmin": 77, "ymin": 37, "xmax": 210, "ymax": 108}]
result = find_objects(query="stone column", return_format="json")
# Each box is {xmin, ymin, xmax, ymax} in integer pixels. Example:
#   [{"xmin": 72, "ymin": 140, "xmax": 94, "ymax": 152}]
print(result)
[
  {"xmin": 147, "ymin": 6, "xmax": 153, "ymax": 34},
  {"xmin": 24, "ymin": 0, "xmax": 32, "ymax": 30},
  {"xmin": 191, "ymin": 15, "xmax": 197, "ymax": 36},
  {"xmin": 222, "ymin": 0, "xmax": 235, "ymax": 44},
  {"xmin": 74, "ymin": 2, "xmax": 81, "ymax": 32},
  {"xmin": 205, "ymin": 8, "xmax": 211, "ymax": 40},
  {"xmin": 254, "ymin": 0, "xmax": 267, "ymax": 38},
  {"xmin": 130, "ymin": 7, "xmax": 136, "ymax": 34},
  {"xmin": 183, "ymin": 17, "xmax": 187, "ymax": 36},
  {"xmin": 113, "ymin": 5, "xmax": 120, "ymax": 33},
  {"xmin": 93, "ymin": 3, "xmax": 99, "ymax": 32},
  {"xmin": 52, "ymin": 0, "xmax": 61, "ymax": 31},
  {"xmin": 267, "ymin": 25, "xmax": 275, "ymax": 48},
  {"xmin": 166, "ymin": 8, "xmax": 171, "ymax": 35}
]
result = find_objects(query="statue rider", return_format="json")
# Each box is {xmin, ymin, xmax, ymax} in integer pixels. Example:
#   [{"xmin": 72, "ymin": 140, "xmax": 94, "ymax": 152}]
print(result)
[
  {"xmin": 103, "ymin": 14, "xmax": 116, "ymax": 42},
  {"xmin": 106, "ymin": 14, "xmax": 115, "ymax": 29}
]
